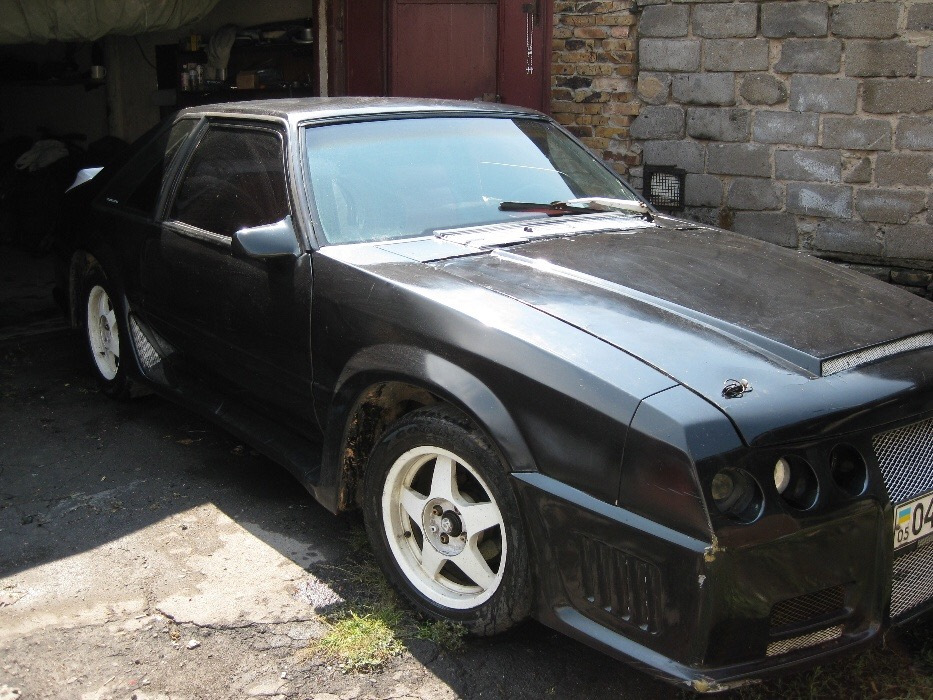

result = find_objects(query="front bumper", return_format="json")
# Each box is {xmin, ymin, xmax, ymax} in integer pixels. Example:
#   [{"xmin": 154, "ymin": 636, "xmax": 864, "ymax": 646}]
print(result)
[{"xmin": 513, "ymin": 471, "xmax": 929, "ymax": 692}]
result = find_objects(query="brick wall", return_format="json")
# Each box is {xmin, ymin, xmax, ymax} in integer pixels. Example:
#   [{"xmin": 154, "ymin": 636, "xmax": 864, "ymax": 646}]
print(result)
[
  {"xmin": 571, "ymin": 0, "xmax": 933, "ymax": 300},
  {"xmin": 551, "ymin": 1, "xmax": 642, "ymax": 174}
]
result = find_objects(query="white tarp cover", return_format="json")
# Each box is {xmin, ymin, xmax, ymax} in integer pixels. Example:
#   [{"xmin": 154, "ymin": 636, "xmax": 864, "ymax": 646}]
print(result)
[{"xmin": 0, "ymin": 0, "xmax": 221, "ymax": 44}]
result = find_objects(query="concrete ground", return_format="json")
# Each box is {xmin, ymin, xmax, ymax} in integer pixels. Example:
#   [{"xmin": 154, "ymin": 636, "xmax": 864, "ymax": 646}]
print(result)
[
  {"xmin": 0, "ymin": 250, "xmax": 680, "ymax": 699},
  {"xmin": 0, "ymin": 246, "xmax": 67, "ymax": 342}
]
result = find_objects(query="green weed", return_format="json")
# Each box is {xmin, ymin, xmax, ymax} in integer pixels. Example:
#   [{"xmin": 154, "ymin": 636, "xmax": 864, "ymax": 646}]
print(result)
[
  {"xmin": 312, "ymin": 609, "xmax": 405, "ymax": 671},
  {"xmin": 303, "ymin": 525, "xmax": 469, "ymax": 671},
  {"xmin": 414, "ymin": 619, "xmax": 467, "ymax": 651}
]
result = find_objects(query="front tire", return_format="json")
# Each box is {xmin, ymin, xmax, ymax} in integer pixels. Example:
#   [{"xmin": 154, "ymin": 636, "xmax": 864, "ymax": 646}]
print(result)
[
  {"xmin": 82, "ymin": 269, "xmax": 135, "ymax": 399},
  {"xmin": 363, "ymin": 406, "xmax": 531, "ymax": 636}
]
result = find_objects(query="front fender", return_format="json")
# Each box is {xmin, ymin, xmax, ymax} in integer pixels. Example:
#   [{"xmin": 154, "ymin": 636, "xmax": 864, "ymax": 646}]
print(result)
[{"xmin": 314, "ymin": 343, "xmax": 538, "ymax": 511}]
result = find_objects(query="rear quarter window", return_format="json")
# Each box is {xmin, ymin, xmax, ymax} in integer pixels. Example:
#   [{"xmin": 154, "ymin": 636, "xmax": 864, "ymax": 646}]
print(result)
[{"xmin": 102, "ymin": 119, "xmax": 198, "ymax": 217}]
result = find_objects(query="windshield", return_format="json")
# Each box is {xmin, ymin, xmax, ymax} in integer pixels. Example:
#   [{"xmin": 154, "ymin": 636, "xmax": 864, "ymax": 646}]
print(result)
[{"xmin": 303, "ymin": 116, "xmax": 639, "ymax": 245}]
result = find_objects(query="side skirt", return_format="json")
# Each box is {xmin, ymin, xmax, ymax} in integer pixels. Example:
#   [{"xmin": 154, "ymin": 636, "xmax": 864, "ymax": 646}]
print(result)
[{"xmin": 126, "ymin": 314, "xmax": 324, "ymax": 496}]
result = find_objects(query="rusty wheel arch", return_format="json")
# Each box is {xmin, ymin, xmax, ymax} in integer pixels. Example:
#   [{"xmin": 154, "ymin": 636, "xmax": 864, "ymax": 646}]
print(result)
[
  {"xmin": 337, "ymin": 381, "xmax": 512, "ymax": 512},
  {"xmin": 338, "ymin": 381, "xmax": 439, "ymax": 510}
]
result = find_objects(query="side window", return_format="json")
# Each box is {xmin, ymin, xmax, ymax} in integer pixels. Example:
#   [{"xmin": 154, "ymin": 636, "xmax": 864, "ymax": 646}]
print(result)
[
  {"xmin": 125, "ymin": 120, "xmax": 198, "ymax": 213},
  {"xmin": 104, "ymin": 119, "xmax": 198, "ymax": 216},
  {"xmin": 169, "ymin": 126, "xmax": 288, "ymax": 237}
]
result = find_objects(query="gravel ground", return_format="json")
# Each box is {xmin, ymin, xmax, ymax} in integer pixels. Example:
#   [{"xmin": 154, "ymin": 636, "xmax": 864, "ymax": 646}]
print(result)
[{"xmin": 0, "ymin": 331, "xmax": 680, "ymax": 700}]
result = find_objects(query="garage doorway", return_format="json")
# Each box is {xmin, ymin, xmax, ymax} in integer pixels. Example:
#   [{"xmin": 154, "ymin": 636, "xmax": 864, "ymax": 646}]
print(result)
[{"xmin": 331, "ymin": 0, "xmax": 551, "ymax": 112}]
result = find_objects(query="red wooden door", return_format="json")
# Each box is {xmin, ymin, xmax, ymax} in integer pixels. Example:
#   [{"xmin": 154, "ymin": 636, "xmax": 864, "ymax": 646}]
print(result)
[
  {"xmin": 390, "ymin": 0, "xmax": 498, "ymax": 101},
  {"xmin": 345, "ymin": 0, "xmax": 387, "ymax": 96},
  {"xmin": 339, "ymin": 0, "xmax": 550, "ymax": 111},
  {"xmin": 497, "ymin": 0, "xmax": 548, "ymax": 111}
]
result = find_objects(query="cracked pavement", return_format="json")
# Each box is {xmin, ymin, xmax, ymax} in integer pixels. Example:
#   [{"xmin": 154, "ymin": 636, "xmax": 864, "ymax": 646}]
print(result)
[{"xmin": 0, "ymin": 332, "xmax": 679, "ymax": 699}]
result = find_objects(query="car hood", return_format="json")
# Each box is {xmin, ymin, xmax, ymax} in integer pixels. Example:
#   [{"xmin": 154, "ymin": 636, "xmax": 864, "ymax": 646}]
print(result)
[{"xmin": 381, "ymin": 214, "xmax": 933, "ymax": 445}]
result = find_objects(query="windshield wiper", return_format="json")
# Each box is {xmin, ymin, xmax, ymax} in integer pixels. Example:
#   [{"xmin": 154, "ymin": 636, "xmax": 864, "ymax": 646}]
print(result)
[{"xmin": 499, "ymin": 197, "xmax": 653, "ymax": 221}]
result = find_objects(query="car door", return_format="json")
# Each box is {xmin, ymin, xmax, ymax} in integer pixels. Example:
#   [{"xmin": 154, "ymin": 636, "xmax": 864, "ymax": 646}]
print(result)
[
  {"xmin": 91, "ymin": 118, "xmax": 200, "ymax": 307},
  {"xmin": 139, "ymin": 119, "xmax": 316, "ymax": 436}
]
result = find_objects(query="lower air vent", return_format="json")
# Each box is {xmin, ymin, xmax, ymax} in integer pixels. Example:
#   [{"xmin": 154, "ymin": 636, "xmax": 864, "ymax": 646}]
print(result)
[
  {"xmin": 770, "ymin": 586, "xmax": 846, "ymax": 631},
  {"xmin": 579, "ymin": 536, "xmax": 662, "ymax": 634},
  {"xmin": 891, "ymin": 543, "xmax": 933, "ymax": 619},
  {"xmin": 766, "ymin": 625, "xmax": 843, "ymax": 657}
]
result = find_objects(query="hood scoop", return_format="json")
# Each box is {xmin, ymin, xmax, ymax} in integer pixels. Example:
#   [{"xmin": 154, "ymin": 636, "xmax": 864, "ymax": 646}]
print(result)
[
  {"xmin": 435, "ymin": 223, "xmax": 933, "ymax": 382},
  {"xmin": 490, "ymin": 248, "xmax": 825, "ymax": 375},
  {"xmin": 435, "ymin": 212, "xmax": 655, "ymax": 248},
  {"xmin": 821, "ymin": 332, "xmax": 933, "ymax": 376}
]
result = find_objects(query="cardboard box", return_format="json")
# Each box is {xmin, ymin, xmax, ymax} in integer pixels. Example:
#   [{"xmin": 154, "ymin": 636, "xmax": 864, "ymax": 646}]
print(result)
[{"xmin": 236, "ymin": 71, "xmax": 258, "ymax": 90}]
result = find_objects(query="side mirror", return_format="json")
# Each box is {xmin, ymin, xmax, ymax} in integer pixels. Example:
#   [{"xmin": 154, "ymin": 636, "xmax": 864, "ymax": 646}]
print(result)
[{"xmin": 232, "ymin": 216, "xmax": 300, "ymax": 259}]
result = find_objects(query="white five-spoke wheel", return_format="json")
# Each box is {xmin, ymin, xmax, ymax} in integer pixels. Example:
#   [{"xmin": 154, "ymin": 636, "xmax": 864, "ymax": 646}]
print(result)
[
  {"xmin": 86, "ymin": 284, "xmax": 120, "ymax": 380},
  {"xmin": 383, "ymin": 445, "xmax": 506, "ymax": 609},
  {"xmin": 364, "ymin": 406, "xmax": 530, "ymax": 636},
  {"xmin": 82, "ymin": 270, "xmax": 136, "ymax": 399}
]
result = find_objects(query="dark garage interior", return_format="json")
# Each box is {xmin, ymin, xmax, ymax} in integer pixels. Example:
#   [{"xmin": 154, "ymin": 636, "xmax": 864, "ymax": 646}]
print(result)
[
  {"xmin": 0, "ymin": 0, "xmax": 553, "ymax": 341},
  {"xmin": 0, "ymin": 0, "xmax": 324, "ymax": 341}
]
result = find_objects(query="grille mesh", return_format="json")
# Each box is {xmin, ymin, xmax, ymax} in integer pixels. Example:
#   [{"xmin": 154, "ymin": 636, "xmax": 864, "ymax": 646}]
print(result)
[
  {"xmin": 129, "ymin": 316, "xmax": 160, "ymax": 370},
  {"xmin": 766, "ymin": 626, "xmax": 843, "ymax": 657},
  {"xmin": 770, "ymin": 586, "xmax": 846, "ymax": 631},
  {"xmin": 822, "ymin": 332, "xmax": 933, "ymax": 376},
  {"xmin": 872, "ymin": 417, "xmax": 933, "ymax": 504},
  {"xmin": 891, "ymin": 544, "xmax": 933, "ymax": 619}
]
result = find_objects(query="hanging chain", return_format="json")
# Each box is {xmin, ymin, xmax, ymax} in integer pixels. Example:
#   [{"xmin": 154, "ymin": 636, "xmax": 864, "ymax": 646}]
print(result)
[{"xmin": 525, "ymin": 9, "xmax": 534, "ymax": 74}]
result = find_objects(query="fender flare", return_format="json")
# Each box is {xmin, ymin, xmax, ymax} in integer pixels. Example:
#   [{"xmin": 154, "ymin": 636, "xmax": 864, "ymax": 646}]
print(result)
[
  {"xmin": 316, "ymin": 344, "xmax": 538, "ymax": 511},
  {"xmin": 67, "ymin": 233, "xmax": 128, "ymax": 328}
]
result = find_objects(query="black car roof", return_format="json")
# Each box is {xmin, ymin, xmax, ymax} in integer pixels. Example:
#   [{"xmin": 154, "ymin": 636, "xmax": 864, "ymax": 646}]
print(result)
[{"xmin": 178, "ymin": 96, "xmax": 544, "ymax": 126}]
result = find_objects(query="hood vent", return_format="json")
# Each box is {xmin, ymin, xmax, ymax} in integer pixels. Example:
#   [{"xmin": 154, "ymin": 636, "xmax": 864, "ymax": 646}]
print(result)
[
  {"xmin": 821, "ymin": 332, "xmax": 933, "ymax": 376},
  {"xmin": 435, "ymin": 213, "xmax": 654, "ymax": 248}
]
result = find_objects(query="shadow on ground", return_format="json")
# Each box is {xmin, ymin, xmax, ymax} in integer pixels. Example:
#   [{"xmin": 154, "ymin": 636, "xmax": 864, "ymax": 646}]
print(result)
[{"xmin": 1, "ymin": 331, "xmax": 681, "ymax": 699}]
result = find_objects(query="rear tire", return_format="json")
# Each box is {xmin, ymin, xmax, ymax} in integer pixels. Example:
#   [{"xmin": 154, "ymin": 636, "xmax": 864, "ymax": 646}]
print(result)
[
  {"xmin": 363, "ymin": 405, "xmax": 531, "ymax": 636},
  {"xmin": 82, "ymin": 269, "xmax": 135, "ymax": 399}
]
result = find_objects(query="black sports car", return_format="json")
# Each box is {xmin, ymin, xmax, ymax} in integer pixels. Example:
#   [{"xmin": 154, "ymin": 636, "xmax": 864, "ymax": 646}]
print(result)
[{"xmin": 55, "ymin": 98, "xmax": 933, "ymax": 692}]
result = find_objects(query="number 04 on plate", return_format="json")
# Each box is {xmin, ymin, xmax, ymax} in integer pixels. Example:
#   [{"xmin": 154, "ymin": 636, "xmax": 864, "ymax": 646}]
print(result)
[{"xmin": 894, "ymin": 492, "xmax": 933, "ymax": 550}]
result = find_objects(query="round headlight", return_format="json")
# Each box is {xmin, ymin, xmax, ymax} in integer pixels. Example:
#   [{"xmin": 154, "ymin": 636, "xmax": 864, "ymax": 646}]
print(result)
[
  {"xmin": 775, "ymin": 455, "xmax": 819, "ymax": 510},
  {"xmin": 711, "ymin": 471, "xmax": 735, "ymax": 501},
  {"xmin": 774, "ymin": 457, "xmax": 791, "ymax": 494},
  {"xmin": 830, "ymin": 445, "xmax": 868, "ymax": 497},
  {"xmin": 711, "ymin": 468, "xmax": 763, "ymax": 522}
]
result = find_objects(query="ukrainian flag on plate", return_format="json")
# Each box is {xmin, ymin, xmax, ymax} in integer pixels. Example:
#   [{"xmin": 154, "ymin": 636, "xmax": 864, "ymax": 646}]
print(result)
[{"xmin": 894, "ymin": 494, "xmax": 933, "ymax": 550}]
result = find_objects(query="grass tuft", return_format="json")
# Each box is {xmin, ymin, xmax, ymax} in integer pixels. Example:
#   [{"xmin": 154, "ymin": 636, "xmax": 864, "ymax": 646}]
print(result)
[
  {"xmin": 302, "ymin": 525, "xmax": 470, "ymax": 672},
  {"xmin": 414, "ymin": 619, "xmax": 467, "ymax": 651},
  {"xmin": 312, "ymin": 609, "xmax": 405, "ymax": 671}
]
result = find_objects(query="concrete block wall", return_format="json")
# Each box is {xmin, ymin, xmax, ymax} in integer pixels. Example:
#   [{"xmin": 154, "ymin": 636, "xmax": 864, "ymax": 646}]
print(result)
[{"xmin": 619, "ymin": 0, "xmax": 933, "ymax": 300}]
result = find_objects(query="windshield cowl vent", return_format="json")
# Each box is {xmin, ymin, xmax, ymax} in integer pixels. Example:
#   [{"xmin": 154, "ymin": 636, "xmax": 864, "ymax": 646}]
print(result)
[{"xmin": 435, "ymin": 212, "xmax": 655, "ymax": 249}]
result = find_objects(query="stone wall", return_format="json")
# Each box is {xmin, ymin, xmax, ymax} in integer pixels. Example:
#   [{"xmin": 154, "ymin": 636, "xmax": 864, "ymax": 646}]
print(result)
[{"xmin": 616, "ymin": 0, "xmax": 933, "ymax": 300}]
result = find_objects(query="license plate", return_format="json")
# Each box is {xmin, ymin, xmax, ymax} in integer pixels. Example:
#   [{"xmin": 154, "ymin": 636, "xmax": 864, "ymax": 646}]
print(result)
[{"xmin": 894, "ymin": 492, "xmax": 933, "ymax": 550}]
